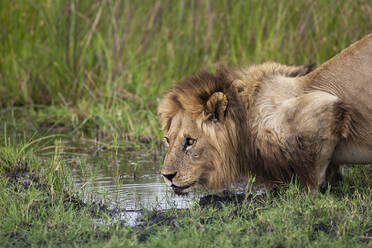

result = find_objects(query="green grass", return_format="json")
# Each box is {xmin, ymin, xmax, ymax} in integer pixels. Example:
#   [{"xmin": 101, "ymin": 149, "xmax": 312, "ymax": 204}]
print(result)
[
  {"xmin": 0, "ymin": 140, "xmax": 133, "ymax": 247},
  {"xmin": 1, "ymin": 0, "xmax": 372, "ymax": 139},
  {"xmin": 0, "ymin": 140, "xmax": 370, "ymax": 247},
  {"xmin": 0, "ymin": 0, "xmax": 371, "ymax": 247}
]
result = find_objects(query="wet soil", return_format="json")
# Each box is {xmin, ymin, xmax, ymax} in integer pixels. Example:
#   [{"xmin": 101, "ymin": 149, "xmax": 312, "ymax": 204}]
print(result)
[{"xmin": 3, "ymin": 160, "xmax": 46, "ymax": 191}]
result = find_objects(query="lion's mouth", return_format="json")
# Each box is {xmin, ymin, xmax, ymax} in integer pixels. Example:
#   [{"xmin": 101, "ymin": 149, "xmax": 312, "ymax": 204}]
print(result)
[{"xmin": 171, "ymin": 182, "xmax": 196, "ymax": 195}]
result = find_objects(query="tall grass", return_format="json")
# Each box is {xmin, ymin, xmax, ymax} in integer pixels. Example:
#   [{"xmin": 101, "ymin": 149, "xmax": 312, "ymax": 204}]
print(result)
[
  {"xmin": 1, "ymin": 0, "xmax": 371, "ymax": 108},
  {"xmin": 0, "ymin": 0, "xmax": 371, "ymax": 140}
]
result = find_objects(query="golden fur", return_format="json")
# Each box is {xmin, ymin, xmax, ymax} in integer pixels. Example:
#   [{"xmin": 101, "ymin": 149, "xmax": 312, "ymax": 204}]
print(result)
[{"xmin": 158, "ymin": 34, "xmax": 372, "ymax": 194}]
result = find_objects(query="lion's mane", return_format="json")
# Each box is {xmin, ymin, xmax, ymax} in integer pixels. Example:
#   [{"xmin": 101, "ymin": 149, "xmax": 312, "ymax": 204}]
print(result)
[{"xmin": 158, "ymin": 64, "xmax": 319, "ymax": 189}]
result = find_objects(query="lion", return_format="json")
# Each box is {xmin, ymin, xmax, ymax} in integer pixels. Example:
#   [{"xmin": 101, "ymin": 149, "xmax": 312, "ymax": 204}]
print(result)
[{"xmin": 158, "ymin": 34, "xmax": 372, "ymax": 195}]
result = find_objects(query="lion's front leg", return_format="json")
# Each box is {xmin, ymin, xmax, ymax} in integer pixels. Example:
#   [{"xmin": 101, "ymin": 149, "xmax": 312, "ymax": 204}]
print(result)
[
  {"xmin": 310, "ymin": 138, "xmax": 340, "ymax": 192},
  {"xmin": 327, "ymin": 164, "xmax": 344, "ymax": 184},
  {"xmin": 320, "ymin": 163, "xmax": 344, "ymax": 192}
]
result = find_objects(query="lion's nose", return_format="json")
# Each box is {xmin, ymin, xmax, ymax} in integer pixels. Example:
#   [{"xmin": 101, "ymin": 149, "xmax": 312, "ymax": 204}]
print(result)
[{"xmin": 162, "ymin": 172, "xmax": 177, "ymax": 181}]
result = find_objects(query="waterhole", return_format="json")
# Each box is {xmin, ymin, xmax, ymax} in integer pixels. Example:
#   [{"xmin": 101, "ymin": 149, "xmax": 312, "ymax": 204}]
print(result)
[{"xmin": 65, "ymin": 143, "xmax": 198, "ymax": 225}]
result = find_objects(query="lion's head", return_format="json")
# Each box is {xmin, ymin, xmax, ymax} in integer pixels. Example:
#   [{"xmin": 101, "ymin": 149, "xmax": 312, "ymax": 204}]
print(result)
[
  {"xmin": 158, "ymin": 63, "xmax": 315, "ymax": 195},
  {"xmin": 157, "ymin": 68, "xmax": 249, "ymax": 195}
]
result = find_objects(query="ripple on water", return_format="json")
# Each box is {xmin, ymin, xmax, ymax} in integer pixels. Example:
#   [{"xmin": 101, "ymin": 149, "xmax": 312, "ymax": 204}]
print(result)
[
  {"xmin": 73, "ymin": 172, "xmax": 195, "ymax": 210},
  {"xmin": 67, "ymin": 147, "xmax": 198, "ymax": 225}
]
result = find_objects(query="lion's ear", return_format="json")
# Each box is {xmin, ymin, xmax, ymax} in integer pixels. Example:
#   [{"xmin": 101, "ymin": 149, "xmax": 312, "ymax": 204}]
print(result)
[{"xmin": 205, "ymin": 92, "xmax": 228, "ymax": 123}]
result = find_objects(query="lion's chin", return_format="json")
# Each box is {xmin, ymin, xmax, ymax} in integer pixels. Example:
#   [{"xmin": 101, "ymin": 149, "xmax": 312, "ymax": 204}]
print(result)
[
  {"xmin": 171, "ymin": 182, "xmax": 196, "ymax": 196},
  {"xmin": 172, "ymin": 188, "xmax": 190, "ymax": 196}
]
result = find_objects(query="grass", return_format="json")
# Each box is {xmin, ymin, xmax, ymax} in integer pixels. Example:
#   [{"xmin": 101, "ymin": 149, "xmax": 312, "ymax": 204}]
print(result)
[
  {"xmin": 1, "ymin": 0, "xmax": 372, "ymax": 139},
  {"xmin": 0, "ymin": 0, "xmax": 371, "ymax": 247},
  {"xmin": 0, "ymin": 140, "xmax": 370, "ymax": 247}
]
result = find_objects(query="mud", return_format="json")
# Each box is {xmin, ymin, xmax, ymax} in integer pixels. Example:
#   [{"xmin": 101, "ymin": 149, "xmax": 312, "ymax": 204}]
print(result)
[{"xmin": 3, "ymin": 160, "xmax": 46, "ymax": 191}]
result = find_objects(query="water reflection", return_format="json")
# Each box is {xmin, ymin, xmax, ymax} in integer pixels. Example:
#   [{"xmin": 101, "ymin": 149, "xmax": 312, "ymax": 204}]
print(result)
[
  {"xmin": 72, "ymin": 171, "xmax": 195, "ymax": 210},
  {"xmin": 67, "ymin": 146, "xmax": 197, "ymax": 224}
]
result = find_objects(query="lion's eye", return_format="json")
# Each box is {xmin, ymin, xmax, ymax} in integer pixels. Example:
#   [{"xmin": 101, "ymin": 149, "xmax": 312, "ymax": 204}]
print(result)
[
  {"xmin": 164, "ymin": 137, "xmax": 170, "ymax": 145},
  {"xmin": 183, "ymin": 137, "xmax": 196, "ymax": 152},
  {"xmin": 185, "ymin": 137, "xmax": 196, "ymax": 146}
]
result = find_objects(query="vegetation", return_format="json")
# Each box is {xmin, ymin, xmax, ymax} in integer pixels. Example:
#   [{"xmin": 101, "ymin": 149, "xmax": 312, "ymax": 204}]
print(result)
[
  {"xmin": 1, "ymin": 0, "xmax": 372, "ymax": 139},
  {"xmin": 0, "ymin": 141, "xmax": 370, "ymax": 247},
  {"xmin": 0, "ymin": 0, "xmax": 371, "ymax": 247}
]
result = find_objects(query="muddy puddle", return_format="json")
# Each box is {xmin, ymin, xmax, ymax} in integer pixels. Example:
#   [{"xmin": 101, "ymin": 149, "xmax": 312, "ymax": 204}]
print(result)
[{"xmin": 63, "ymin": 143, "xmax": 200, "ymax": 225}]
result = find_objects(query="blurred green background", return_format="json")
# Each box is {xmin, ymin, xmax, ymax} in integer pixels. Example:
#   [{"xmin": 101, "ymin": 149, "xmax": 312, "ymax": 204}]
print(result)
[{"xmin": 1, "ymin": 0, "xmax": 371, "ymax": 139}]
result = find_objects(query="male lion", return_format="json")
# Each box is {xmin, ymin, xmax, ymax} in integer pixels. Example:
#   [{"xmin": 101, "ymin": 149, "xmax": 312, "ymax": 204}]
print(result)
[{"xmin": 158, "ymin": 34, "xmax": 372, "ymax": 195}]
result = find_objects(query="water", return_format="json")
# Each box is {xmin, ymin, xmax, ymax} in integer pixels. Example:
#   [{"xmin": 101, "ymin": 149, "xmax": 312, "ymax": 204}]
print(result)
[{"xmin": 65, "ymin": 144, "xmax": 198, "ymax": 225}]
